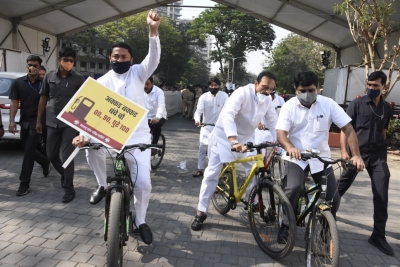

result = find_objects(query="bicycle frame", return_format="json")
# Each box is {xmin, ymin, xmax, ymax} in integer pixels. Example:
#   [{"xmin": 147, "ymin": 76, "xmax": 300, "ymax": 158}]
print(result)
[{"xmin": 218, "ymin": 153, "xmax": 264, "ymax": 203}]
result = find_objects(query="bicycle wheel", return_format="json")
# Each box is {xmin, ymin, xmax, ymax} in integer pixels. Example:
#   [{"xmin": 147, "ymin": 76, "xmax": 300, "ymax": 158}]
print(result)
[
  {"xmin": 151, "ymin": 133, "xmax": 165, "ymax": 170},
  {"xmin": 306, "ymin": 210, "xmax": 339, "ymax": 267},
  {"xmin": 211, "ymin": 167, "xmax": 233, "ymax": 215},
  {"xmin": 248, "ymin": 180, "xmax": 296, "ymax": 259},
  {"xmin": 106, "ymin": 190, "xmax": 124, "ymax": 267}
]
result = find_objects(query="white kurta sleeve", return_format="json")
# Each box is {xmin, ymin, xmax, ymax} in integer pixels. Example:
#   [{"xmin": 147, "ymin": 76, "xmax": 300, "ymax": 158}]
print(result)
[
  {"xmin": 138, "ymin": 35, "xmax": 161, "ymax": 83},
  {"xmin": 264, "ymin": 100, "xmax": 279, "ymax": 141},
  {"xmin": 222, "ymin": 90, "xmax": 244, "ymax": 138},
  {"xmin": 276, "ymin": 100, "xmax": 292, "ymax": 132},
  {"xmin": 194, "ymin": 95, "xmax": 205, "ymax": 122},
  {"xmin": 156, "ymin": 89, "xmax": 166, "ymax": 119}
]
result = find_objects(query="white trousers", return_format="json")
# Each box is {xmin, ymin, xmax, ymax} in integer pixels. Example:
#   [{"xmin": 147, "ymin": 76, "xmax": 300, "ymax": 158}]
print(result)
[
  {"xmin": 86, "ymin": 148, "xmax": 151, "ymax": 225},
  {"xmin": 197, "ymin": 143, "xmax": 208, "ymax": 170},
  {"xmin": 197, "ymin": 144, "xmax": 254, "ymax": 213}
]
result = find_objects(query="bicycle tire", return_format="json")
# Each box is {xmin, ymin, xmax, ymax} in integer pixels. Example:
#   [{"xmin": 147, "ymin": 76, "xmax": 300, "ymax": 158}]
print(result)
[
  {"xmin": 151, "ymin": 133, "xmax": 166, "ymax": 170},
  {"xmin": 270, "ymin": 156, "xmax": 286, "ymax": 189},
  {"xmin": 248, "ymin": 180, "xmax": 296, "ymax": 259},
  {"xmin": 211, "ymin": 167, "xmax": 233, "ymax": 215},
  {"xmin": 106, "ymin": 191, "xmax": 124, "ymax": 267},
  {"xmin": 306, "ymin": 210, "xmax": 339, "ymax": 267}
]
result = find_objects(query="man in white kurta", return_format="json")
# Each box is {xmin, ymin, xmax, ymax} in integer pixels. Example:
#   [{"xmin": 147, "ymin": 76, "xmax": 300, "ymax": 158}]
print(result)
[
  {"xmin": 72, "ymin": 10, "xmax": 161, "ymax": 245},
  {"xmin": 276, "ymin": 71, "xmax": 364, "ymax": 243},
  {"xmin": 191, "ymin": 71, "xmax": 279, "ymax": 231},
  {"xmin": 193, "ymin": 77, "xmax": 228, "ymax": 177},
  {"xmin": 144, "ymin": 76, "xmax": 167, "ymax": 148}
]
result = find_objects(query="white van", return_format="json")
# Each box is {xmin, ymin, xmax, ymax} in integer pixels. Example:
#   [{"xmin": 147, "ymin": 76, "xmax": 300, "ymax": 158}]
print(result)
[{"xmin": 0, "ymin": 72, "xmax": 25, "ymax": 140}]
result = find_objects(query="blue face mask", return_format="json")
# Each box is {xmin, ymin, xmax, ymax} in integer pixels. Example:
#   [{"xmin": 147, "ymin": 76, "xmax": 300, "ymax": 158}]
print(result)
[
  {"xmin": 111, "ymin": 61, "xmax": 131, "ymax": 74},
  {"xmin": 367, "ymin": 88, "xmax": 381, "ymax": 99}
]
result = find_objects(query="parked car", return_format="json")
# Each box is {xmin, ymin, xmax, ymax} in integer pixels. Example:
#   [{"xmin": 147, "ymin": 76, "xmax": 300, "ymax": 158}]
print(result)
[{"xmin": 0, "ymin": 72, "xmax": 25, "ymax": 140}]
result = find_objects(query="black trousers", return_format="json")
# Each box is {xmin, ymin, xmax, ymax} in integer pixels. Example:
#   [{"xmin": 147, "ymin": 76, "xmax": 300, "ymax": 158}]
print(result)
[
  {"xmin": 149, "ymin": 118, "xmax": 166, "ymax": 144},
  {"xmin": 46, "ymin": 126, "xmax": 77, "ymax": 193},
  {"xmin": 284, "ymin": 161, "xmax": 340, "ymax": 217},
  {"xmin": 19, "ymin": 123, "xmax": 50, "ymax": 185},
  {"xmin": 338, "ymin": 162, "xmax": 390, "ymax": 238}
]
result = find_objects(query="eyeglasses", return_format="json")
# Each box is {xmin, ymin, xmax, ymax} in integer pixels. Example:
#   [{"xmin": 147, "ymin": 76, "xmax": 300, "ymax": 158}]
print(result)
[
  {"xmin": 298, "ymin": 89, "xmax": 316, "ymax": 94},
  {"xmin": 61, "ymin": 58, "xmax": 75, "ymax": 63},
  {"xmin": 27, "ymin": 64, "xmax": 40, "ymax": 68}
]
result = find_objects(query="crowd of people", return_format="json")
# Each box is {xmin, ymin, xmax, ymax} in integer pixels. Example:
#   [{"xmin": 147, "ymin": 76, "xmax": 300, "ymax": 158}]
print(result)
[{"xmin": 0, "ymin": 9, "xmax": 395, "ymax": 256}]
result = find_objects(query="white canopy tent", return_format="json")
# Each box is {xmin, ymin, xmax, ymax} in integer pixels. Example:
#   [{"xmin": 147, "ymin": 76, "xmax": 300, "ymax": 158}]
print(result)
[{"xmin": 0, "ymin": 0, "xmax": 399, "ymax": 68}]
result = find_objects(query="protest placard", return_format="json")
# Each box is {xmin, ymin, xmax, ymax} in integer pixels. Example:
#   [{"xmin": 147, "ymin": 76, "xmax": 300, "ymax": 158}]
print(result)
[{"xmin": 57, "ymin": 77, "xmax": 148, "ymax": 153}]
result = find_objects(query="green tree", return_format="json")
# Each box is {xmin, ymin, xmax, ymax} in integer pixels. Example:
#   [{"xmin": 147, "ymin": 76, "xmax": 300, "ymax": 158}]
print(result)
[
  {"xmin": 266, "ymin": 34, "xmax": 335, "ymax": 93},
  {"xmin": 187, "ymin": 4, "xmax": 275, "ymax": 85},
  {"xmin": 334, "ymin": 0, "xmax": 400, "ymax": 98},
  {"xmin": 65, "ymin": 12, "xmax": 210, "ymax": 85}
]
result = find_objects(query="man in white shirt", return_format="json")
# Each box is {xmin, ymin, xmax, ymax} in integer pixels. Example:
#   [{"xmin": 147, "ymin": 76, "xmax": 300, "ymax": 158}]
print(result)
[
  {"xmin": 193, "ymin": 77, "xmax": 228, "ymax": 178},
  {"xmin": 255, "ymin": 86, "xmax": 286, "ymax": 144},
  {"xmin": 191, "ymin": 71, "xmax": 279, "ymax": 231},
  {"xmin": 144, "ymin": 76, "xmax": 167, "ymax": 152},
  {"xmin": 72, "ymin": 10, "xmax": 161, "ymax": 245},
  {"xmin": 276, "ymin": 71, "xmax": 364, "ymax": 243}
]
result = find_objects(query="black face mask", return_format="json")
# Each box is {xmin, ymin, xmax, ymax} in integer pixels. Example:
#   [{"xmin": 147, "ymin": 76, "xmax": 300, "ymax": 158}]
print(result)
[
  {"xmin": 210, "ymin": 88, "xmax": 219, "ymax": 95},
  {"xmin": 111, "ymin": 61, "xmax": 131, "ymax": 74}
]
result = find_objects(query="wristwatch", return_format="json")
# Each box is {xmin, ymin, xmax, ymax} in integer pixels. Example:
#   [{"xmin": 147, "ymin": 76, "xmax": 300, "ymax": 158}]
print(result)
[{"xmin": 230, "ymin": 140, "xmax": 239, "ymax": 147}]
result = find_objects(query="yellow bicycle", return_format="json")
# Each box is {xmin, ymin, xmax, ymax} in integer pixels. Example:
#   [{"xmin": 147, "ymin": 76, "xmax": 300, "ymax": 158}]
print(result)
[{"xmin": 211, "ymin": 142, "xmax": 296, "ymax": 259}]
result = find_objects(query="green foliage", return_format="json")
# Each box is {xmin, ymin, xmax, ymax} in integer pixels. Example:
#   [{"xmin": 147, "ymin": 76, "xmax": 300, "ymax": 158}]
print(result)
[
  {"xmin": 64, "ymin": 12, "xmax": 210, "ymax": 85},
  {"xmin": 387, "ymin": 117, "xmax": 400, "ymax": 136},
  {"xmin": 187, "ymin": 4, "xmax": 275, "ymax": 85},
  {"xmin": 265, "ymin": 34, "xmax": 335, "ymax": 94}
]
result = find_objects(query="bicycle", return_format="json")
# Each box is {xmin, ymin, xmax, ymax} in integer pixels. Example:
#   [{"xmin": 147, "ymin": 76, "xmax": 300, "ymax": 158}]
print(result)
[
  {"xmin": 148, "ymin": 120, "xmax": 166, "ymax": 170},
  {"xmin": 81, "ymin": 142, "xmax": 164, "ymax": 267},
  {"xmin": 211, "ymin": 142, "xmax": 296, "ymax": 259},
  {"xmin": 292, "ymin": 149, "xmax": 353, "ymax": 267}
]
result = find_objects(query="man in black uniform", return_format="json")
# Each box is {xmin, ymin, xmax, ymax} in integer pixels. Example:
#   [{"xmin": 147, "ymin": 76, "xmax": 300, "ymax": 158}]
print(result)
[
  {"xmin": 338, "ymin": 71, "xmax": 394, "ymax": 255},
  {"xmin": 36, "ymin": 47, "xmax": 85, "ymax": 203},
  {"xmin": 9, "ymin": 55, "xmax": 50, "ymax": 196}
]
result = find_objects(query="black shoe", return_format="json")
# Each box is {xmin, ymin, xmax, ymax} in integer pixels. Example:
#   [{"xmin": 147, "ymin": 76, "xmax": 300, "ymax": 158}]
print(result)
[
  {"xmin": 277, "ymin": 224, "xmax": 289, "ymax": 244},
  {"xmin": 368, "ymin": 234, "xmax": 394, "ymax": 255},
  {"xmin": 16, "ymin": 184, "xmax": 30, "ymax": 196},
  {"xmin": 191, "ymin": 213, "xmax": 207, "ymax": 231},
  {"xmin": 133, "ymin": 219, "xmax": 153, "ymax": 244},
  {"xmin": 89, "ymin": 186, "xmax": 105, "ymax": 205},
  {"xmin": 62, "ymin": 190, "xmax": 75, "ymax": 203},
  {"xmin": 43, "ymin": 163, "xmax": 51, "ymax": 177}
]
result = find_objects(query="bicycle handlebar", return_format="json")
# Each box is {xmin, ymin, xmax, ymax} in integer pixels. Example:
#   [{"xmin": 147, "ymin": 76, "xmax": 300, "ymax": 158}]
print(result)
[
  {"xmin": 199, "ymin": 123, "xmax": 215, "ymax": 127},
  {"xmin": 286, "ymin": 150, "xmax": 354, "ymax": 167},
  {"xmin": 82, "ymin": 143, "xmax": 164, "ymax": 152},
  {"xmin": 230, "ymin": 141, "xmax": 279, "ymax": 152}
]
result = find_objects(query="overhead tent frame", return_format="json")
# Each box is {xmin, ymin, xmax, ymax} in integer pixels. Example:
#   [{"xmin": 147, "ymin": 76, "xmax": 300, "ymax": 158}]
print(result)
[{"xmin": 0, "ymin": 0, "xmax": 399, "ymax": 50}]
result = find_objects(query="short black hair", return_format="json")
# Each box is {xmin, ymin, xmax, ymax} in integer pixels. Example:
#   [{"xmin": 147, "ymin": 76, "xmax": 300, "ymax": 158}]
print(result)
[
  {"xmin": 294, "ymin": 71, "xmax": 319, "ymax": 88},
  {"xmin": 26, "ymin": 55, "xmax": 42, "ymax": 65},
  {"xmin": 256, "ymin": 71, "xmax": 276, "ymax": 83},
  {"xmin": 110, "ymin": 42, "xmax": 133, "ymax": 57},
  {"xmin": 208, "ymin": 76, "xmax": 221, "ymax": 86},
  {"xmin": 40, "ymin": 66, "xmax": 46, "ymax": 71},
  {"xmin": 368, "ymin": 71, "xmax": 387, "ymax": 85},
  {"xmin": 59, "ymin": 47, "xmax": 76, "ymax": 59},
  {"xmin": 147, "ymin": 76, "xmax": 154, "ymax": 83}
]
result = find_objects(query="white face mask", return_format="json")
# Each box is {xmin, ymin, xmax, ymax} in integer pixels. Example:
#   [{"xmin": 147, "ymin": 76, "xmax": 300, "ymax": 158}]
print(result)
[{"xmin": 256, "ymin": 93, "xmax": 267, "ymax": 104}]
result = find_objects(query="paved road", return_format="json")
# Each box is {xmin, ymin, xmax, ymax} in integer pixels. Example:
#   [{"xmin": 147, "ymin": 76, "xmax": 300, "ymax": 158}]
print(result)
[{"xmin": 0, "ymin": 114, "xmax": 400, "ymax": 267}]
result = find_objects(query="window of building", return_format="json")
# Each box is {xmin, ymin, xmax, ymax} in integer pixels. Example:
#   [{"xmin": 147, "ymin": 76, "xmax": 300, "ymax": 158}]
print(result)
[
  {"xmin": 82, "ymin": 46, "xmax": 87, "ymax": 52},
  {"xmin": 80, "ymin": 61, "xmax": 87, "ymax": 68},
  {"xmin": 99, "ymin": 48, "xmax": 104, "ymax": 56},
  {"xmin": 91, "ymin": 47, "xmax": 96, "ymax": 54},
  {"xmin": 90, "ymin": 62, "xmax": 96, "ymax": 69},
  {"xmin": 98, "ymin": 63, "xmax": 103, "ymax": 70}
]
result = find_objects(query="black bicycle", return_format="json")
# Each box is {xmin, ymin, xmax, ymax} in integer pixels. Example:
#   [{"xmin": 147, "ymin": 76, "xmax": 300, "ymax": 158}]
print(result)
[
  {"xmin": 82, "ymin": 142, "xmax": 163, "ymax": 267},
  {"xmin": 291, "ymin": 149, "xmax": 353, "ymax": 267}
]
